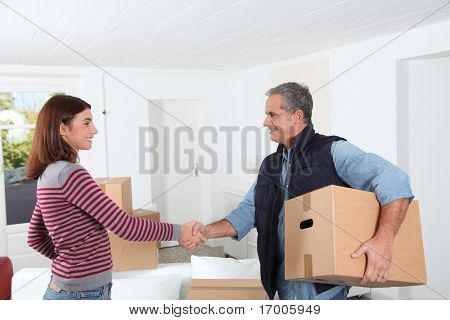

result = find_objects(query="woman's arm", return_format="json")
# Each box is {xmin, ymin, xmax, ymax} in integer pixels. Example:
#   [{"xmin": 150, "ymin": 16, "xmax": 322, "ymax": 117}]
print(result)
[
  {"xmin": 27, "ymin": 202, "xmax": 57, "ymax": 260},
  {"xmin": 61, "ymin": 164, "xmax": 205, "ymax": 245}
]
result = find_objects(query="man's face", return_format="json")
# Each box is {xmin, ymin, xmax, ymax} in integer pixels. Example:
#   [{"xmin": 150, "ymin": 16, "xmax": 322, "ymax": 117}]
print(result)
[{"xmin": 263, "ymin": 94, "xmax": 299, "ymax": 145}]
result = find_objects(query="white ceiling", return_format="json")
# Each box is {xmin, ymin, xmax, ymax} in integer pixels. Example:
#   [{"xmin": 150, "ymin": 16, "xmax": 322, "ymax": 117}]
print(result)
[{"xmin": 0, "ymin": 0, "xmax": 449, "ymax": 71}]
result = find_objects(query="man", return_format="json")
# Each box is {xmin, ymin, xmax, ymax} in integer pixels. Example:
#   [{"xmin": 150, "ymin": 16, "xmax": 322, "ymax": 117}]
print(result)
[{"xmin": 183, "ymin": 82, "xmax": 413, "ymax": 300}]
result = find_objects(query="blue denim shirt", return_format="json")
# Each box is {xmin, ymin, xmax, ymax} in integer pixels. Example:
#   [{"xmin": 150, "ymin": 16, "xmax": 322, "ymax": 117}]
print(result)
[{"xmin": 225, "ymin": 140, "xmax": 414, "ymax": 300}]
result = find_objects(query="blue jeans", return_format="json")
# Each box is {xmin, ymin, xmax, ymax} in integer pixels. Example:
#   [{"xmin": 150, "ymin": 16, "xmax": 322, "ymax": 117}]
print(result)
[
  {"xmin": 329, "ymin": 287, "xmax": 350, "ymax": 300},
  {"xmin": 278, "ymin": 285, "xmax": 350, "ymax": 300},
  {"xmin": 43, "ymin": 281, "xmax": 112, "ymax": 300}
]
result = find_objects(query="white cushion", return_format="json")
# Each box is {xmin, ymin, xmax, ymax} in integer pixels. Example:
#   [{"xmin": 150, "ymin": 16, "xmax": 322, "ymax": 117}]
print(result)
[
  {"xmin": 113, "ymin": 263, "xmax": 192, "ymax": 299},
  {"xmin": 12, "ymin": 268, "xmax": 51, "ymax": 300},
  {"xmin": 190, "ymin": 256, "xmax": 260, "ymax": 279},
  {"xmin": 112, "ymin": 274, "xmax": 182, "ymax": 300},
  {"xmin": 12, "ymin": 267, "xmax": 183, "ymax": 300}
]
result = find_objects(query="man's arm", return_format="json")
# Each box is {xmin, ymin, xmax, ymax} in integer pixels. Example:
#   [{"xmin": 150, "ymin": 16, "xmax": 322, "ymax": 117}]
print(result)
[
  {"xmin": 196, "ymin": 219, "xmax": 237, "ymax": 238},
  {"xmin": 332, "ymin": 140, "xmax": 414, "ymax": 284},
  {"xmin": 351, "ymin": 198, "xmax": 409, "ymax": 283},
  {"xmin": 376, "ymin": 198, "xmax": 410, "ymax": 241}
]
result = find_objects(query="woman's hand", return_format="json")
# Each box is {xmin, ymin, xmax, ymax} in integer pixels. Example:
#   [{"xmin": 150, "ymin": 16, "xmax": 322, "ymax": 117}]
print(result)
[{"xmin": 179, "ymin": 221, "xmax": 207, "ymax": 251}]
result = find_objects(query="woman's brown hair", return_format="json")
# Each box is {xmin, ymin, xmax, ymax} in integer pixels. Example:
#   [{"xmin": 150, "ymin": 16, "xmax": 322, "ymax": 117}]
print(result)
[{"xmin": 26, "ymin": 95, "xmax": 91, "ymax": 179}]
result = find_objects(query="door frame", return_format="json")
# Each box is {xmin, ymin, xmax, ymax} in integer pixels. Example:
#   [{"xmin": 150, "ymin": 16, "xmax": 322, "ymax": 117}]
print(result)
[{"xmin": 0, "ymin": 75, "xmax": 81, "ymax": 262}]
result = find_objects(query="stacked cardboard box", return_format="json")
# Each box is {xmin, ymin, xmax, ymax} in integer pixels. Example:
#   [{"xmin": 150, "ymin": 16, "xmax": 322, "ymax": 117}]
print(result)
[
  {"xmin": 95, "ymin": 177, "xmax": 133, "ymax": 214},
  {"xmin": 186, "ymin": 279, "xmax": 267, "ymax": 300},
  {"xmin": 285, "ymin": 185, "xmax": 427, "ymax": 287},
  {"xmin": 95, "ymin": 177, "xmax": 159, "ymax": 272}
]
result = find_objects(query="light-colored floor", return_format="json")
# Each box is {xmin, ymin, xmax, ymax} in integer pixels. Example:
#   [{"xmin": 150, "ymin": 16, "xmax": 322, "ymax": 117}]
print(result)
[{"xmin": 158, "ymin": 244, "xmax": 228, "ymax": 264}]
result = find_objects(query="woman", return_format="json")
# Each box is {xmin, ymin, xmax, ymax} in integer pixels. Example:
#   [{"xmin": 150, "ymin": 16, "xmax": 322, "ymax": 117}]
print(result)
[{"xmin": 26, "ymin": 95, "xmax": 204, "ymax": 300}]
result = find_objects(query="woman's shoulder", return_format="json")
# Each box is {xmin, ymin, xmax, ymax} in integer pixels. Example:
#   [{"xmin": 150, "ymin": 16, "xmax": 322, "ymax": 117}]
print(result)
[
  {"xmin": 39, "ymin": 161, "xmax": 86, "ymax": 188},
  {"xmin": 47, "ymin": 160, "xmax": 84, "ymax": 173},
  {"xmin": 58, "ymin": 161, "xmax": 87, "ymax": 181}
]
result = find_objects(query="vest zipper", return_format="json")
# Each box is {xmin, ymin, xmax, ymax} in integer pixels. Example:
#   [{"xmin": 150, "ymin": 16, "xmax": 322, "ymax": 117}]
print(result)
[{"xmin": 268, "ymin": 191, "xmax": 279, "ymax": 297}]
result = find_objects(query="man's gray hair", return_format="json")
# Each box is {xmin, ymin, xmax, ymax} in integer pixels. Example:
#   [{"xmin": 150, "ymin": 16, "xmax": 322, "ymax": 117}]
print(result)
[{"xmin": 265, "ymin": 82, "xmax": 313, "ymax": 124}]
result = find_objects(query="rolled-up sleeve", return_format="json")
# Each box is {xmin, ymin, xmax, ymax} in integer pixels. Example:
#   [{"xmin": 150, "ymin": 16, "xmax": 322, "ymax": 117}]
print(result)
[
  {"xmin": 224, "ymin": 182, "xmax": 257, "ymax": 241},
  {"xmin": 332, "ymin": 140, "xmax": 414, "ymax": 205}
]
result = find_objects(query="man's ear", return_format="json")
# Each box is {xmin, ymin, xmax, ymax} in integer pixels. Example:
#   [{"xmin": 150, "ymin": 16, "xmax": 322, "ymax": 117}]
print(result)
[{"xmin": 293, "ymin": 109, "xmax": 304, "ymax": 123}]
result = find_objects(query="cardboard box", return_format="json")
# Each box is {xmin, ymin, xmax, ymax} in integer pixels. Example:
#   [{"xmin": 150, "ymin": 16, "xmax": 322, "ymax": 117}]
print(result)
[
  {"xmin": 108, "ymin": 209, "xmax": 160, "ymax": 272},
  {"xmin": 95, "ymin": 177, "xmax": 133, "ymax": 214},
  {"xmin": 285, "ymin": 185, "xmax": 427, "ymax": 287},
  {"xmin": 186, "ymin": 279, "xmax": 267, "ymax": 300}
]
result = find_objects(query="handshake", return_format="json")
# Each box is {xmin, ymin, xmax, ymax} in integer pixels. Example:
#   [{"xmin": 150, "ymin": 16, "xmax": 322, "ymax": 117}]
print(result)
[{"xmin": 179, "ymin": 221, "xmax": 208, "ymax": 251}]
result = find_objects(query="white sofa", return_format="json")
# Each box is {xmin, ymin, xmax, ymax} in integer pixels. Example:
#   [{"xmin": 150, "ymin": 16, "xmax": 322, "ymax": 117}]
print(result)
[
  {"xmin": 12, "ymin": 257, "xmax": 262, "ymax": 300},
  {"xmin": 12, "ymin": 263, "xmax": 193, "ymax": 300}
]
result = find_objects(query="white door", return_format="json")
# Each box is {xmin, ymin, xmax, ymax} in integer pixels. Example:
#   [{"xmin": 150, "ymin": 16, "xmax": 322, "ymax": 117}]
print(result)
[
  {"xmin": 407, "ymin": 57, "xmax": 450, "ymax": 300},
  {"xmin": 147, "ymin": 100, "xmax": 203, "ymax": 246}
]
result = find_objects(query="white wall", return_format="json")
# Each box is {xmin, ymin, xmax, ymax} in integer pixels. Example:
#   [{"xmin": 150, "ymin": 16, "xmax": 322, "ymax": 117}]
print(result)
[
  {"xmin": 406, "ymin": 56, "xmax": 450, "ymax": 300},
  {"xmin": 97, "ymin": 69, "xmax": 237, "ymax": 221},
  {"xmin": 328, "ymin": 20, "xmax": 449, "ymax": 161},
  {"xmin": 233, "ymin": 19, "xmax": 450, "ymax": 162}
]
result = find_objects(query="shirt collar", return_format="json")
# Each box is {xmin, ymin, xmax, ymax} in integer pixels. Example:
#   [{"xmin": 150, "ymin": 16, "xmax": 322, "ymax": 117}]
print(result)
[{"xmin": 282, "ymin": 147, "xmax": 291, "ymax": 161}]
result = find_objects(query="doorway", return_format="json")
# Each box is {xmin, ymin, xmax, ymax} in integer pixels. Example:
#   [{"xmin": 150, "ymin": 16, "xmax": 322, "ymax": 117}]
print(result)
[
  {"xmin": 147, "ymin": 99, "xmax": 203, "ymax": 246},
  {"xmin": 397, "ymin": 54, "xmax": 450, "ymax": 299}
]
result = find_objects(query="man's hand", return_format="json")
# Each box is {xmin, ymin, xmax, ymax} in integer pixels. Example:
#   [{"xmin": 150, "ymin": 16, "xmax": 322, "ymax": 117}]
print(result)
[
  {"xmin": 192, "ymin": 221, "xmax": 207, "ymax": 238},
  {"xmin": 179, "ymin": 219, "xmax": 237, "ymax": 251},
  {"xmin": 352, "ymin": 198, "xmax": 409, "ymax": 285},
  {"xmin": 179, "ymin": 221, "xmax": 207, "ymax": 251},
  {"xmin": 351, "ymin": 234, "xmax": 394, "ymax": 284}
]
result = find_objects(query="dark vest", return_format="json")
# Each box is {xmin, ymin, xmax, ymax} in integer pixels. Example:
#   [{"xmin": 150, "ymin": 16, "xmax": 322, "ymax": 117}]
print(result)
[{"xmin": 254, "ymin": 123, "xmax": 348, "ymax": 299}]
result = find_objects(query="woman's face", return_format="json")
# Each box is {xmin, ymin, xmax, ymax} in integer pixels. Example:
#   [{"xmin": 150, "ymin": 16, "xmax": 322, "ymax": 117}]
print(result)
[{"xmin": 60, "ymin": 109, "xmax": 98, "ymax": 152}]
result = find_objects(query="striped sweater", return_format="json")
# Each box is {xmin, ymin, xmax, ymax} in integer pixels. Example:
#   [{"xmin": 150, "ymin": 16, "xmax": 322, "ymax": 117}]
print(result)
[{"xmin": 27, "ymin": 161, "xmax": 180, "ymax": 291}]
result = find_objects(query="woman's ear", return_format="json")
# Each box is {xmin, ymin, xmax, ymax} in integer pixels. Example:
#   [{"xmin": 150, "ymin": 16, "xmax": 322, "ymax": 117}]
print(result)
[{"xmin": 60, "ymin": 122, "xmax": 69, "ymax": 137}]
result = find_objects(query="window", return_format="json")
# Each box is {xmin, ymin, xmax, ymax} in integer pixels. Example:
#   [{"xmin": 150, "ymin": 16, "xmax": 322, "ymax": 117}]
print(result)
[{"xmin": 0, "ymin": 92, "xmax": 58, "ymax": 225}]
